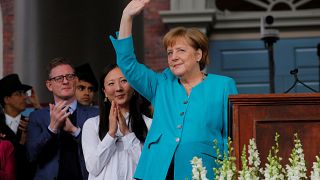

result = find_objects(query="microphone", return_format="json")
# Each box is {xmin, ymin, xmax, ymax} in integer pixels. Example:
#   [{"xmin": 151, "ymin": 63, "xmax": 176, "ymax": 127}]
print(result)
[{"xmin": 290, "ymin": 68, "xmax": 298, "ymax": 75}]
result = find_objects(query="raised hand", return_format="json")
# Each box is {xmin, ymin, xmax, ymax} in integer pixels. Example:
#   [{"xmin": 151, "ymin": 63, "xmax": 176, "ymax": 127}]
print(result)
[
  {"xmin": 108, "ymin": 101, "xmax": 118, "ymax": 138},
  {"xmin": 119, "ymin": 0, "xmax": 150, "ymax": 39},
  {"xmin": 49, "ymin": 101, "xmax": 71, "ymax": 133},
  {"xmin": 123, "ymin": 0, "xmax": 150, "ymax": 18}
]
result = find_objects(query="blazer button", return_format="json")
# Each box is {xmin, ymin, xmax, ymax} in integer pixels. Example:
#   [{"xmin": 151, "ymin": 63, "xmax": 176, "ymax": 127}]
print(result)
[
  {"xmin": 180, "ymin": 112, "xmax": 184, "ymax": 116},
  {"xmin": 177, "ymin": 124, "xmax": 182, "ymax": 129},
  {"xmin": 175, "ymin": 138, "xmax": 180, "ymax": 142}
]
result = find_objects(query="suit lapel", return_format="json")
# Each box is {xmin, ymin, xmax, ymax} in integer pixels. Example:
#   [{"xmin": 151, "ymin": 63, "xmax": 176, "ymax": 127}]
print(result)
[{"xmin": 44, "ymin": 106, "xmax": 51, "ymax": 125}]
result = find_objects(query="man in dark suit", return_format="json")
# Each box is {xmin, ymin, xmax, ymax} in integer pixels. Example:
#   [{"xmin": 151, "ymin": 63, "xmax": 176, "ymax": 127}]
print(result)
[
  {"xmin": 26, "ymin": 57, "xmax": 99, "ymax": 180},
  {"xmin": 0, "ymin": 74, "xmax": 41, "ymax": 180}
]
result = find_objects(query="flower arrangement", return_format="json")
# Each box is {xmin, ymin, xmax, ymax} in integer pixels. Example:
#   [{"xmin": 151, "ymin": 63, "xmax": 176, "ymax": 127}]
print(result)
[{"xmin": 190, "ymin": 133, "xmax": 320, "ymax": 180}]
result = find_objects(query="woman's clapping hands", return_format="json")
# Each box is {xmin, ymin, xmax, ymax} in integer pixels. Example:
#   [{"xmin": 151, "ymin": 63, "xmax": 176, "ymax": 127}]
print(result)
[{"xmin": 108, "ymin": 101, "xmax": 130, "ymax": 138}]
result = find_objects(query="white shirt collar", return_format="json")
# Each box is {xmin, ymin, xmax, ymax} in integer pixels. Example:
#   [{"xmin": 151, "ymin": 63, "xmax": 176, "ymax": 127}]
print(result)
[
  {"xmin": 55, "ymin": 99, "xmax": 77, "ymax": 114},
  {"xmin": 5, "ymin": 113, "xmax": 21, "ymax": 134},
  {"xmin": 68, "ymin": 100, "xmax": 77, "ymax": 114}
]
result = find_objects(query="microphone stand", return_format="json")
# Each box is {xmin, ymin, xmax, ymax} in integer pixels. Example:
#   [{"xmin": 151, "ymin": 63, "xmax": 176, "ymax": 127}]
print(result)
[
  {"xmin": 262, "ymin": 36, "xmax": 278, "ymax": 93},
  {"xmin": 284, "ymin": 68, "xmax": 318, "ymax": 93}
]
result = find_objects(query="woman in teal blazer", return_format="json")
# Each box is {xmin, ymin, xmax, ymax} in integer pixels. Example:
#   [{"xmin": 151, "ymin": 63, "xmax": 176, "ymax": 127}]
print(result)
[{"xmin": 110, "ymin": 1, "xmax": 238, "ymax": 179}]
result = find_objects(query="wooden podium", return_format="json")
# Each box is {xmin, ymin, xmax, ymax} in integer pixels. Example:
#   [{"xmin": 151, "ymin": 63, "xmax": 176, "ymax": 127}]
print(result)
[{"xmin": 229, "ymin": 93, "xmax": 320, "ymax": 171}]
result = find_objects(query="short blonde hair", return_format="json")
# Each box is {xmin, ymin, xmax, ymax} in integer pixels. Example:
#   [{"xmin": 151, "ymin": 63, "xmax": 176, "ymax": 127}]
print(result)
[{"xmin": 163, "ymin": 27, "xmax": 209, "ymax": 70}]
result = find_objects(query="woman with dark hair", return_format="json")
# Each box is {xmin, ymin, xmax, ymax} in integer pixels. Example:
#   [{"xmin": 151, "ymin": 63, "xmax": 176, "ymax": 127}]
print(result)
[
  {"xmin": 81, "ymin": 64, "xmax": 152, "ymax": 180},
  {"xmin": 0, "ymin": 106, "xmax": 16, "ymax": 180}
]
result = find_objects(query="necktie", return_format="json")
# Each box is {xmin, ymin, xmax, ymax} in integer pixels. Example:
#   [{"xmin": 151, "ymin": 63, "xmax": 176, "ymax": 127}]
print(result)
[{"xmin": 68, "ymin": 109, "xmax": 77, "ymax": 126}]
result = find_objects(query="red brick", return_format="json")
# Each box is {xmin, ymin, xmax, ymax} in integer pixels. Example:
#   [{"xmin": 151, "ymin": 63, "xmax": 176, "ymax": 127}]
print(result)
[
  {"xmin": 1, "ymin": 0, "xmax": 15, "ymax": 75},
  {"xmin": 143, "ymin": 0, "xmax": 169, "ymax": 72}
]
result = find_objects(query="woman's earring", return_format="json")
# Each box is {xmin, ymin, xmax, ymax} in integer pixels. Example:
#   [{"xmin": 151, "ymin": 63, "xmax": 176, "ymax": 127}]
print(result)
[{"xmin": 104, "ymin": 96, "xmax": 108, "ymax": 102}]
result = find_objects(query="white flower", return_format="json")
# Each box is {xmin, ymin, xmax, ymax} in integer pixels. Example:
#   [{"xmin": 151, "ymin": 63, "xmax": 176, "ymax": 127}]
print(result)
[
  {"xmin": 238, "ymin": 138, "xmax": 262, "ymax": 180},
  {"xmin": 311, "ymin": 155, "xmax": 320, "ymax": 180},
  {"xmin": 285, "ymin": 133, "xmax": 307, "ymax": 180},
  {"xmin": 248, "ymin": 139, "xmax": 261, "ymax": 167},
  {"xmin": 190, "ymin": 157, "xmax": 208, "ymax": 180}
]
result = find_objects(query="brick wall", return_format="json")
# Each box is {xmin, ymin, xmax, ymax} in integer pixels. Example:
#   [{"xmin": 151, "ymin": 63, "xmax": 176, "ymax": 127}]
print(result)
[
  {"xmin": 1, "ymin": 0, "xmax": 14, "ymax": 75},
  {"xmin": 0, "ymin": 0, "xmax": 14, "ymax": 75},
  {"xmin": 143, "ymin": 0, "xmax": 169, "ymax": 72}
]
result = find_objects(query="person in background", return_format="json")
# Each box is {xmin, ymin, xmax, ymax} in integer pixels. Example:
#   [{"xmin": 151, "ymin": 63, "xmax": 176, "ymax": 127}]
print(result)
[
  {"xmin": 109, "ymin": 0, "xmax": 238, "ymax": 179},
  {"xmin": 81, "ymin": 64, "xmax": 152, "ymax": 180},
  {"xmin": 75, "ymin": 63, "xmax": 98, "ymax": 106},
  {"xmin": 0, "ymin": 106, "xmax": 15, "ymax": 180},
  {"xmin": 0, "ymin": 74, "xmax": 41, "ymax": 180},
  {"xmin": 26, "ymin": 57, "xmax": 99, "ymax": 180}
]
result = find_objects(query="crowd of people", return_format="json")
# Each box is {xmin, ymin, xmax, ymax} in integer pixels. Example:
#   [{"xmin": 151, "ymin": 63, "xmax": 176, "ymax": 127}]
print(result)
[{"xmin": 0, "ymin": 0, "xmax": 237, "ymax": 179}]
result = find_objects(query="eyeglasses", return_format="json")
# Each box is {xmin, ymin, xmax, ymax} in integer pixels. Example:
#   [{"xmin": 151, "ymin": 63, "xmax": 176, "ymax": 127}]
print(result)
[
  {"xmin": 12, "ymin": 90, "xmax": 26, "ymax": 97},
  {"xmin": 49, "ymin": 73, "xmax": 77, "ymax": 83}
]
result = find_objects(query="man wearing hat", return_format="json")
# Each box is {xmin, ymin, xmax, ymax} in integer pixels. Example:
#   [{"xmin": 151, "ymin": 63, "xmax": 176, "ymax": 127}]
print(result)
[
  {"xmin": 0, "ymin": 73, "xmax": 41, "ymax": 180},
  {"xmin": 75, "ymin": 63, "xmax": 98, "ymax": 106}
]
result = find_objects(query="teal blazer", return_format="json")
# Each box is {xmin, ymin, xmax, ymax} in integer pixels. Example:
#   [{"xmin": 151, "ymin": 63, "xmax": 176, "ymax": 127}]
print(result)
[{"xmin": 110, "ymin": 35, "xmax": 238, "ymax": 180}]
